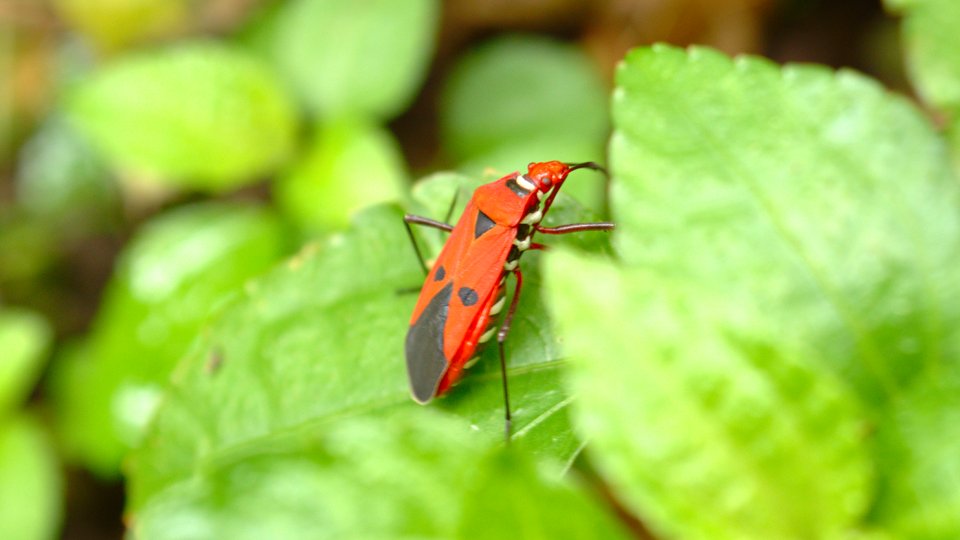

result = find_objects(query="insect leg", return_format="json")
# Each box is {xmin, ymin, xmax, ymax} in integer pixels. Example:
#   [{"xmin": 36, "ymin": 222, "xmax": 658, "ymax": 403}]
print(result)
[
  {"xmin": 403, "ymin": 215, "xmax": 454, "ymax": 276},
  {"xmin": 535, "ymin": 222, "xmax": 615, "ymax": 234},
  {"xmin": 496, "ymin": 268, "xmax": 524, "ymax": 442}
]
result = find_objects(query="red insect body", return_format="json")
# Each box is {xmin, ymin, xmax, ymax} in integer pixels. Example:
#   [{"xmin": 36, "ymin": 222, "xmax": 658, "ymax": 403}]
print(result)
[{"xmin": 405, "ymin": 161, "xmax": 611, "ymax": 407}]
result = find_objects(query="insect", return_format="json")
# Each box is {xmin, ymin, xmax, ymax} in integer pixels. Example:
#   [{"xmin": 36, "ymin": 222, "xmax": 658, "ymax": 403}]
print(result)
[{"xmin": 403, "ymin": 161, "xmax": 614, "ymax": 439}]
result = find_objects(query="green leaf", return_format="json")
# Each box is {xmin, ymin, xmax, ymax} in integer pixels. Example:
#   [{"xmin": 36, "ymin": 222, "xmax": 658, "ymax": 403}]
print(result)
[
  {"xmin": 546, "ymin": 252, "xmax": 873, "ymax": 539},
  {"xmin": 441, "ymin": 36, "xmax": 609, "ymax": 210},
  {"xmin": 886, "ymin": 0, "xmax": 960, "ymax": 112},
  {"xmin": 0, "ymin": 309, "xmax": 51, "ymax": 416},
  {"xmin": 0, "ymin": 415, "xmax": 62, "ymax": 540},
  {"xmin": 266, "ymin": 0, "xmax": 438, "ymax": 119},
  {"xmin": 885, "ymin": 0, "xmax": 960, "ymax": 169},
  {"xmin": 15, "ymin": 115, "xmax": 118, "ymax": 230},
  {"xmin": 134, "ymin": 411, "xmax": 623, "ymax": 540},
  {"xmin": 456, "ymin": 450, "xmax": 630, "ymax": 540},
  {"xmin": 54, "ymin": 202, "xmax": 288, "ymax": 475},
  {"xmin": 274, "ymin": 120, "xmax": 407, "ymax": 233},
  {"xmin": 130, "ymin": 195, "xmax": 608, "ymax": 509},
  {"xmin": 610, "ymin": 45, "xmax": 960, "ymax": 407},
  {"xmin": 870, "ymin": 366, "xmax": 960, "ymax": 537},
  {"xmin": 68, "ymin": 42, "xmax": 297, "ymax": 191},
  {"xmin": 441, "ymin": 35, "xmax": 607, "ymax": 162}
]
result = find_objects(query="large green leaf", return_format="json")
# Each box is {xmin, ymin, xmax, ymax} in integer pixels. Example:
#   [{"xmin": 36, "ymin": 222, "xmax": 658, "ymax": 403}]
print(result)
[
  {"xmin": 130, "ymin": 183, "xmax": 612, "ymax": 512},
  {"xmin": 0, "ymin": 415, "xmax": 61, "ymax": 540},
  {"xmin": 0, "ymin": 309, "xmax": 51, "ymax": 416},
  {"xmin": 266, "ymin": 0, "xmax": 438, "ymax": 119},
  {"xmin": 133, "ymin": 411, "xmax": 625, "ymax": 540},
  {"xmin": 542, "ymin": 43, "xmax": 960, "ymax": 538},
  {"xmin": 547, "ymin": 253, "xmax": 872, "ymax": 539},
  {"xmin": 274, "ymin": 119, "xmax": 406, "ymax": 233},
  {"xmin": 610, "ymin": 44, "xmax": 960, "ymax": 407},
  {"xmin": 68, "ymin": 42, "xmax": 297, "ymax": 191},
  {"xmin": 54, "ymin": 202, "xmax": 288, "ymax": 475}
]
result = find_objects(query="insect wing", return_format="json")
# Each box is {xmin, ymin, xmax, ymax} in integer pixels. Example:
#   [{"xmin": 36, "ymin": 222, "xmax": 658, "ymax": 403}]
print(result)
[{"xmin": 405, "ymin": 200, "xmax": 516, "ymax": 402}]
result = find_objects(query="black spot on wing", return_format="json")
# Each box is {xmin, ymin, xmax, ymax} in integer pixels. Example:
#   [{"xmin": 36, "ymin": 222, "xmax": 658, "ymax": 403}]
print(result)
[
  {"xmin": 406, "ymin": 282, "xmax": 453, "ymax": 403},
  {"xmin": 506, "ymin": 177, "xmax": 530, "ymax": 197},
  {"xmin": 434, "ymin": 265, "xmax": 445, "ymax": 281},
  {"xmin": 474, "ymin": 210, "xmax": 495, "ymax": 238},
  {"xmin": 458, "ymin": 287, "xmax": 478, "ymax": 306}
]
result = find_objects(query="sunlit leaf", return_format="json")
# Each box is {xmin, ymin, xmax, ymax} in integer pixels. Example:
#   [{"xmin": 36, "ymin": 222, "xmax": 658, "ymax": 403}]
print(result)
[
  {"xmin": 0, "ymin": 416, "xmax": 61, "ymax": 540},
  {"xmin": 0, "ymin": 309, "xmax": 51, "ymax": 416},
  {"xmin": 274, "ymin": 119, "xmax": 406, "ymax": 233},
  {"xmin": 69, "ymin": 42, "xmax": 297, "ymax": 191},
  {"xmin": 265, "ymin": 0, "xmax": 438, "ymax": 119},
  {"xmin": 55, "ymin": 202, "xmax": 288, "ymax": 475}
]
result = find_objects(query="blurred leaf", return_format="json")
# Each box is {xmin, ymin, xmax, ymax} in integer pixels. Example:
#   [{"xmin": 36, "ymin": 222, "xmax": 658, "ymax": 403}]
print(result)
[
  {"xmin": 274, "ymin": 119, "xmax": 406, "ymax": 233},
  {"xmin": 68, "ymin": 42, "xmax": 297, "ymax": 191},
  {"xmin": 264, "ymin": 0, "xmax": 438, "ymax": 119},
  {"xmin": 0, "ymin": 309, "xmax": 51, "ymax": 416},
  {"xmin": 886, "ymin": 0, "xmax": 960, "ymax": 111},
  {"xmin": 16, "ymin": 116, "xmax": 118, "ymax": 230},
  {"xmin": 54, "ymin": 202, "xmax": 288, "ymax": 475},
  {"xmin": 0, "ymin": 415, "xmax": 61, "ymax": 540},
  {"xmin": 582, "ymin": 43, "xmax": 960, "ymax": 538},
  {"xmin": 130, "ymin": 195, "xmax": 610, "ymax": 509},
  {"xmin": 610, "ymin": 45, "xmax": 960, "ymax": 407},
  {"xmin": 547, "ymin": 253, "xmax": 872, "ymax": 539},
  {"xmin": 885, "ymin": 0, "xmax": 960, "ymax": 169},
  {"xmin": 442, "ymin": 35, "xmax": 607, "ymax": 184},
  {"xmin": 871, "ymin": 365, "xmax": 960, "ymax": 537},
  {"xmin": 53, "ymin": 0, "xmax": 189, "ymax": 52},
  {"xmin": 456, "ymin": 450, "xmax": 630, "ymax": 540},
  {"xmin": 134, "ymin": 410, "xmax": 623, "ymax": 540}
]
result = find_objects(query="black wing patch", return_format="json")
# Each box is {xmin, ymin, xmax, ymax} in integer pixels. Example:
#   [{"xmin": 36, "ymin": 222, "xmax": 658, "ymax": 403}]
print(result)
[
  {"xmin": 474, "ymin": 210, "xmax": 495, "ymax": 238},
  {"xmin": 434, "ymin": 265, "xmax": 446, "ymax": 281},
  {"xmin": 406, "ymin": 282, "xmax": 453, "ymax": 403}
]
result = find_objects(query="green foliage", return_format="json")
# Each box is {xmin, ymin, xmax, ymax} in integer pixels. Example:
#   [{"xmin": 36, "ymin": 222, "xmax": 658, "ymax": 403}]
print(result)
[
  {"xmin": 129, "ymin": 194, "xmax": 608, "ymax": 515},
  {"xmin": 68, "ymin": 42, "xmax": 297, "ymax": 191},
  {"xmin": 441, "ymin": 36, "xmax": 608, "ymax": 208},
  {"xmin": 0, "ymin": 416, "xmax": 61, "ymax": 540},
  {"xmin": 15, "ymin": 116, "xmax": 118, "ymax": 230},
  {"xmin": 134, "ymin": 411, "xmax": 625, "ymax": 540},
  {"xmin": 548, "ymin": 254, "xmax": 872, "ymax": 539},
  {"xmin": 262, "ymin": 0, "xmax": 439, "ymax": 120},
  {"xmin": 541, "ymin": 44, "xmax": 960, "ymax": 538},
  {"xmin": 886, "ymin": 0, "xmax": 960, "ymax": 165},
  {"xmin": 52, "ymin": 0, "xmax": 189, "ymax": 51},
  {"xmin": 442, "ymin": 36, "xmax": 608, "ymax": 167},
  {"xmin": 0, "ymin": 309, "xmax": 51, "ymax": 415},
  {"xmin": 274, "ymin": 119, "xmax": 407, "ymax": 233},
  {"xmin": 55, "ymin": 202, "xmax": 289, "ymax": 475},
  {"xmin": 0, "ymin": 310, "xmax": 61, "ymax": 540}
]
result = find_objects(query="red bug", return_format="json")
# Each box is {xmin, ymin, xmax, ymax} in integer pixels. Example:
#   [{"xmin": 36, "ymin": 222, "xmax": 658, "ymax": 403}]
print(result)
[{"xmin": 403, "ymin": 161, "xmax": 613, "ymax": 438}]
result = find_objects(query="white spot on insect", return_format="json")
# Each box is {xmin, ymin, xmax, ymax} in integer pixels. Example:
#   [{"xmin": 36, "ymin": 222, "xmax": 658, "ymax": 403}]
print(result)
[
  {"xmin": 488, "ymin": 296, "xmax": 505, "ymax": 315},
  {"xmin": 504, "ymin": 259, "xmax": 518, "ymax": 271},
  {"xmin": 520, "ymin": 209, "xmax": 543, "ymax": 225},
  {"xmin": 516, "ymin": 175, "xmax": 536, "ymax": 191},
  {"xmin": 514, "ymin": 236, "xmax": 531, "ymax": 251},
  {"xmin": 479, "ymin": 326, "xmax": 496, "ymax": 343}
]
